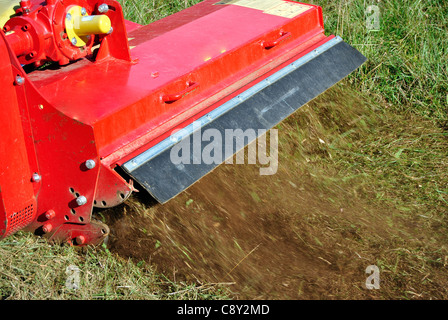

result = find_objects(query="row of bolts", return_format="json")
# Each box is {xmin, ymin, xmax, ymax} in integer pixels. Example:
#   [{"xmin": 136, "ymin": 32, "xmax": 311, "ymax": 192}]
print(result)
[
  {"xmin": 35, "ymin": 159, "xmax": 96, "ymax": 238},
  {"xmin": 31, "ymin": 159, "xmax": 96, "ymax": 206}
]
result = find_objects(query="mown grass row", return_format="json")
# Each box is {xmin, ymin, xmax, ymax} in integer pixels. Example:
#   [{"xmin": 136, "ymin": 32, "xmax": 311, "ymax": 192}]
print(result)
[{"xmin": 0, "ymin": 232, "xmax": 230, "ymax": 299}]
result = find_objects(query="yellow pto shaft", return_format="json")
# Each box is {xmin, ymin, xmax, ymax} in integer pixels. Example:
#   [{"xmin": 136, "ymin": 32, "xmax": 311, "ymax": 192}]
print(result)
[
  {"xmin": 65, "ymin": 5, "xmax": 111, "ymax": 47},
  {"xmin": 74, "ymin": 14, "xmax": 111, "ymax": 36}
]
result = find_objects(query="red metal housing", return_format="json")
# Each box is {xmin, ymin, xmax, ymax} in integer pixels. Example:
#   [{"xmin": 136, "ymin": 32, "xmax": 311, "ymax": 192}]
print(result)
[{"xmin": 0, "ymin": 0, "xmax": 365, "ymax": 245}]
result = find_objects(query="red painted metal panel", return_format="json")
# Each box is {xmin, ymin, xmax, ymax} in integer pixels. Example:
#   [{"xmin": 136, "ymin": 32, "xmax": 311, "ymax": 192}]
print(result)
[
  {"xmin": 93, "ymin": 162, "xmax": 134, "ymax": 209},
  {"xmin": 0, "ymin": 34, "xmax": 37, "ymax": 237},
  {"xmin": 111, "ymin": 32, "xmax": 333, "ymax": 168},
  {"xmin": 20, "ymin": 79, "xmax": 101, "ymax": 236},
  {"xmin": 28, "ymin": 0, "xmax": 324, "ymax": 166},
  {"xmin": 1, "ymin": 12, "xmax": 130, "ymax": 242},
  {"xmin": 124, "ymin": 20, "xmax": 142, "ymax": 33}
]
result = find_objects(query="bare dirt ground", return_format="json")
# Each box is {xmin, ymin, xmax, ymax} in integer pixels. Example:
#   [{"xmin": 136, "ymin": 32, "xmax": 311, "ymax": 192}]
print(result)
[
  {"xmin": 101, "ymin": 85, "xmax": 448, "ymax": 300},
  {"xmin": 106, "ymin": 166, "xmax": 384, "ymax": 299}
]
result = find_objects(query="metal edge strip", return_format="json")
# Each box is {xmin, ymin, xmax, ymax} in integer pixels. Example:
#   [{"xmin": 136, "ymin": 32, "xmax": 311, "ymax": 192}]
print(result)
[{"xmin": 123, "ymin": 36, "xmax": 344, "ymax": 172}]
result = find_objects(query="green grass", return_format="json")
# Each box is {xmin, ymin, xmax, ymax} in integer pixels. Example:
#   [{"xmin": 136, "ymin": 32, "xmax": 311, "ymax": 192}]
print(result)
[
  {"xmin": 0, "ymin": 232, "xmax": 230, "ymax": 299},
  {"xmin": 310, "ymin": 0, "xmax": 448, "ymax": 123},
  {"xmin": 303, "ymin": 0, "xmax": 448, "ymax": 241},
  {"xmin": 277, "ymin": 82, "xmax": 448, "ymax": 298},
  {"xmin": 121, "ymin": 0, "xmax": 447, "ymax": 122},
  {"xmin": 120, "ymin": 0, "xmax": 202, "ymax": 24}
]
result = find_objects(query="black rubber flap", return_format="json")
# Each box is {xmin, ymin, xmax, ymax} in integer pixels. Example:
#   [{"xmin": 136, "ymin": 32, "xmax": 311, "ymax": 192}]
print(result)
[{"xmin": 122, "ymin": 40, "xmax": 366, "ymax": 203}]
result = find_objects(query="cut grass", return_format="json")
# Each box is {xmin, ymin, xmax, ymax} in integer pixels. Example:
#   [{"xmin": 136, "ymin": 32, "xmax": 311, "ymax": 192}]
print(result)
[
  {"xmin": 0, "ymin": 231, "xmax": 230, "ymax": 299},
  {"xmin": 105, "ymin": 83, "xmax": 448, "ymax": 299},
  {"xmin": 277, "ymin": 83, "xmax": 448, "ymax": 299}
]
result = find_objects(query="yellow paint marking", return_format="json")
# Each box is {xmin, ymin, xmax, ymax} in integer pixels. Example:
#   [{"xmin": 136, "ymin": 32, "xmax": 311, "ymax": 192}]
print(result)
[{"xmin": 217, "ymin": 0, "xmax": 312, "ymax": 18}]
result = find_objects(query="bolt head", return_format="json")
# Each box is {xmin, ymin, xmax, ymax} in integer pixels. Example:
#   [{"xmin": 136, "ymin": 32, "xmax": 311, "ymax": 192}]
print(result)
[
  {"xmin": 31, "ymin": 173, "xmax": 41, "ymax": 182},
  {"xmin": 71, "ymin": 37, "xmax": 77, "ymax": 45},
  {"xmin": 45, "ymin": 210, "xmax": 56, "ymax": 220},
  {"xmin": 81, "ymin": 7, "xmax": 87, "ymax": 15},
  {"xmin": 42, "ymin": 223, "xmax": 53, "ymax": 233},
  {"xmin": 76, "ymin": 196, "xmax": 87, "ymax": 206},
  {"xmin": 85, "ymin": 159, "xmax": 96, "ymax": 170},
  {"xmin": 75, "ymin": 235, "xmax": 86, "ymax": 245},
  {"xmin": 98, "ymin": 3, "xmax": 109, "ymax": 13},
  {"xmin": 66, "ymin": 13, "xmax": 72, "ymax": 21},
  {"xmin": 15, "ymin": 75, "xmax": 25, "ymax": 86}
]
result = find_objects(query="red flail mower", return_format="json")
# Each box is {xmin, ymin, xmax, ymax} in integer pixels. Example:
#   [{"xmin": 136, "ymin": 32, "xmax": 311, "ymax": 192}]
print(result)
[{"xmin": 0, "ymin": 0, "xmax": 365, "ymax": 245}]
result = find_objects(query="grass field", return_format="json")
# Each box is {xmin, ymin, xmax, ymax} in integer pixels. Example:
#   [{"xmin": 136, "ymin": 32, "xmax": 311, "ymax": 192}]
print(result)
[{"xmin": 0, "ymin": 0, "xmax": 447, "ymax": 300}]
